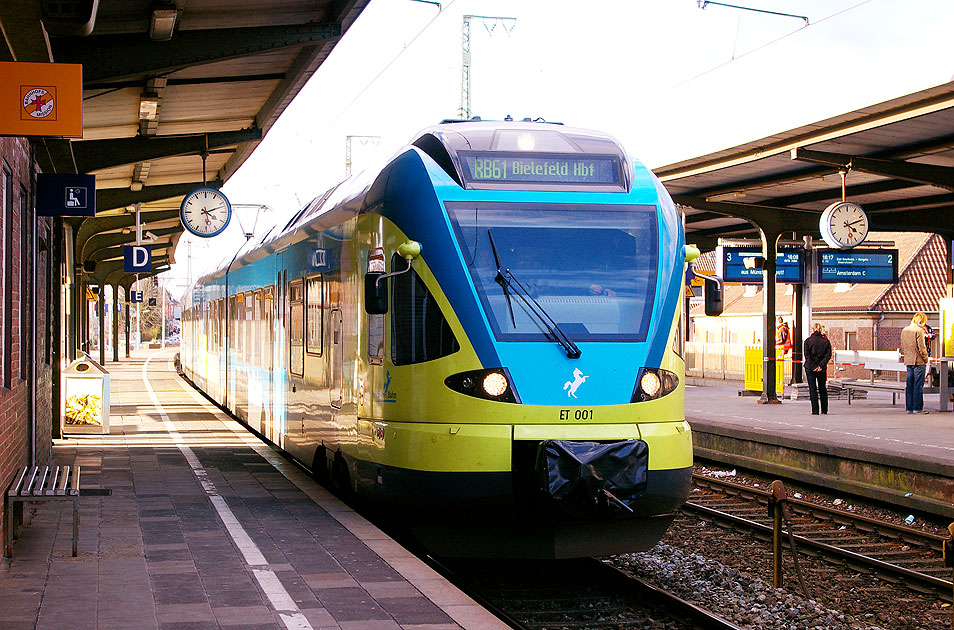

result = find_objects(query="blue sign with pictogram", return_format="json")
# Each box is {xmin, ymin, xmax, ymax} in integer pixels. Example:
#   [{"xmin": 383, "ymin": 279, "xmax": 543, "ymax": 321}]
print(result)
[
  {"xmin": 123, "ymin": 245, "xmax": 152, "ymax": 273},
  {"xmin": 37, "ymin": 173, "xmax": 96, "ymax": 217}
]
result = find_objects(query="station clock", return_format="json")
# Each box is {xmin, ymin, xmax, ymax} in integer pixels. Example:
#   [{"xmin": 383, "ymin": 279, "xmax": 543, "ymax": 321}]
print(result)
[
  {"xmin": 180, "ymin": 187, "xmax": 232, "ymax": 237},
  {"xmin": 819, "ymin": 201, "xmax": 868, "ymax": 249}
]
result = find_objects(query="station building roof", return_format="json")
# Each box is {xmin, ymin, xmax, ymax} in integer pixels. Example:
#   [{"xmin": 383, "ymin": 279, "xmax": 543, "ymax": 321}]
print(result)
[
  {"xmin": 1, "ymin": 0, "xmax": 368, "ymax": 289},
  {"xmin": 655, "ymin": 80, "xmax": 954, "ymax": 253}
]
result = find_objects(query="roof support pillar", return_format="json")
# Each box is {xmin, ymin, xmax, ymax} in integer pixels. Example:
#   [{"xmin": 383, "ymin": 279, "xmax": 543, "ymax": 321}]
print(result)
[
  {"xmin": 759, "ymin": 229, "xmax": 782, "ymax": 405},
  {"xmin": 112, "ymin": 284, "xmax": 120, "ymax": 363},
  {"xmin": 98, "ymin": 285, "xmax": 106, "ymax": 367}
]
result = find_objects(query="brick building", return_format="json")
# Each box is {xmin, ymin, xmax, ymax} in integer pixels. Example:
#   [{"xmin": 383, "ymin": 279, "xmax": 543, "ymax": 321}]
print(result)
[{"xmin": 0, "ymin": 135, "xmax": 57, "ymax": 513}]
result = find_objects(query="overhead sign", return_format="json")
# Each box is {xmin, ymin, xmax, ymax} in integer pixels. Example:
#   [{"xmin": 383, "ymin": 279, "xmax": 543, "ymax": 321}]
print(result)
[
  {"xmin": 0, "ymin": 61, "xmax": 83, "ymax": 137},
  {"xmin": 717, "ymin": 247, "xmax": 805, "ymax": 284},
  {"xmin": 123, "ymin": 245, "xmax": 152, "ymax": 273},
  {"xmin": 816, "ymin": 248, "xmax": 899, "ymax": 284},
  {"xmin": 37, "ymin": 174, "xmax": 96, "ymax": 217},
  {"xmin": 130, "ymin": 291, "xmax": 144, "ymax": 303},
  {"xmin": 459, "ymin": 152, "xmax": 622, "ymax": 187}
]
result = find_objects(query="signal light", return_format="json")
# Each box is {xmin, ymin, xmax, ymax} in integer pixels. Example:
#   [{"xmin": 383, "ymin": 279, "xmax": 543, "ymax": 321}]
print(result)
[
  {"xmin": 445, "ymin": 368, "xmax": 520, "ymax": 403},
  {"xmin": 632, "ymin": 368, "xmax": 679, "ymax": 402},
  {"xmin": 640, "ymin": 371, "xmax": 661, "ymax": 398},
  {"xmin": 482, "ymin": 372, "xmax": 508, "ymax": 397}
]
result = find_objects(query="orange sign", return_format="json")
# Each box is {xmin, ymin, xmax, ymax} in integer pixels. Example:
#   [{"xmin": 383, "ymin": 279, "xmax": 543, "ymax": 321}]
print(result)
[{"xmin": 0, "ymin": 62, "xmax": 83, "ymax": 137}]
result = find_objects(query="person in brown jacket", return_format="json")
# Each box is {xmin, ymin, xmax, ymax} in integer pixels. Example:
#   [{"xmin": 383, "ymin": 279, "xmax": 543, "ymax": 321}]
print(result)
[{"xmin": 901, "ymin": 312, "xmax": 930, "ymax": 414}]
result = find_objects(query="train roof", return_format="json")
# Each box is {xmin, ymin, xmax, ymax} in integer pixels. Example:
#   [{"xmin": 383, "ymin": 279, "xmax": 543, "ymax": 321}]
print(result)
[
  {"xmin": 187, "ymin": 120, "xmax": 640, "ymax": 291},
  {"xmin": 410, "ymin": 119, "xmax": 632, "ymax": 189}
]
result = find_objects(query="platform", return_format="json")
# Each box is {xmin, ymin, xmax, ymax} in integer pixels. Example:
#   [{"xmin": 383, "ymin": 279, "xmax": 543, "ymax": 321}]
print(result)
[
  {"xmin": 0, "ymin": 349, "xmax": 507, "ymax": 630},
  {"xmin": 686, "ymin": 380, "xmax": 954, "ymax": 518}
]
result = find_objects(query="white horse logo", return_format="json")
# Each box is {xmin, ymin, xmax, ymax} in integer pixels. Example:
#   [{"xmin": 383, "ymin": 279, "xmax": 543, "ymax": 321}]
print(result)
[{"xmin": 563, "ymin": 368, "xmax": 589, "ymax": 398}]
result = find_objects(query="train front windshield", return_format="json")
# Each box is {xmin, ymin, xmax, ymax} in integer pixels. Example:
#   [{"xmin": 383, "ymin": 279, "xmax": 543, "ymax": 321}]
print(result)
[{"xmin": 446, "ymin": 202, "xmax": 658, "ymax": 343}]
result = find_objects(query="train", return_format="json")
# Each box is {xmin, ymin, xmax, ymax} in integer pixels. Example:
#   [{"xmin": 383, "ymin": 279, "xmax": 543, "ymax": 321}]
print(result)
[{"xmin": 180, "ymin": 119, "xmax": 697, "ymax": 559}]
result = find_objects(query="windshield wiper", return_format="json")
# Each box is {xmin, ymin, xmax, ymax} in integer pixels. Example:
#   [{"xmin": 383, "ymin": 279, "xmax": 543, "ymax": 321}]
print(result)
[
  {"xmin": 487, "ymin": 230, "xmax": 582, "ymax": 359},
  {"xmin": 487, "ymin": 230, "xmax": 516, "ymax": 329}
]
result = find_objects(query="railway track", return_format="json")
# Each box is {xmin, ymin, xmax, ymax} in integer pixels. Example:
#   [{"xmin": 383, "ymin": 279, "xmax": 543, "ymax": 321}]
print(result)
[
  {"xmin": 686, "ymin": 473, "xmax": 953, "ymax": 600},
  {"xmin": 434, "ymin": 556, "xmax": 746, "ymax": 630}
]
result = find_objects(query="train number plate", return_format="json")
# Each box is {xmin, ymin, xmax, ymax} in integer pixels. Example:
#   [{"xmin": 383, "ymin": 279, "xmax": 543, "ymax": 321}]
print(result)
[{"xmin": 558, "ymin": 409, "xmax": 594, "ymax": 422}]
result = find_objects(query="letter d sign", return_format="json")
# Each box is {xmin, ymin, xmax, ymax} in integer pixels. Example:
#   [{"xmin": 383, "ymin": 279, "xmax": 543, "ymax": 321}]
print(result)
[{"xmin": 124, "ymin": 245, "xmax": 152, "ymax": 273}]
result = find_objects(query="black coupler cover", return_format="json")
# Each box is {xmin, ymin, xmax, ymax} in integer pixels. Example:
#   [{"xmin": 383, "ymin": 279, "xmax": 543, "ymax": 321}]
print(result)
[{"xmin": 536, "ymin": 440, "xmax": 648, "ymax": 515}]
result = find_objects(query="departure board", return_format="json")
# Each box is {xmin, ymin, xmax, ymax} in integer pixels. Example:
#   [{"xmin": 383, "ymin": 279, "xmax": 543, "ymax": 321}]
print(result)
[
  {"xmin": 459, "ymin": 152, "xmax": 622, "ymax": 186},
  {"xmin": 816, "ymin": 249, "xmax": 899, "ymax": 284},
  {"xmin": 717, "ymin": 247, "xmax": 805, "ymax": 284}
]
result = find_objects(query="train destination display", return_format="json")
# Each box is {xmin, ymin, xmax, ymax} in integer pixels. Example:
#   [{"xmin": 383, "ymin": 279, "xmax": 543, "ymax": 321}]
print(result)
[
  {"xmin": 717, "ymin": 247, "xmax": 805, "ymax": 284},
  {"xmin": 816, "ymin": 248, "xmax": 899, "ymax": 284},
  {"xmin": 459, "ymin": 152, "xmax": 622, "ymax": 186}
]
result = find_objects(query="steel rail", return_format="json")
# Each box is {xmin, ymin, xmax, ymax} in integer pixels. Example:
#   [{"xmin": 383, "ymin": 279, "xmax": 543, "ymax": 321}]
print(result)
[
  {"xmin": 683, "ymin": 501, "xmax": 953, "ymax": 598},
  {"xmin": 692, "ymin": 473, "xmax": 948, "ymax": 549},
  {"xmin": 595, "ymin": 559, "xmax": 747, "ymax": 630}
]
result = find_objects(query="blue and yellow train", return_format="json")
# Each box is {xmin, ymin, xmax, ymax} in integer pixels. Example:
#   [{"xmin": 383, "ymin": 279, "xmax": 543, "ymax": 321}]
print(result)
[{"xmin": 181, "ymin": 120, "xmax": 697, "ymax": 558}]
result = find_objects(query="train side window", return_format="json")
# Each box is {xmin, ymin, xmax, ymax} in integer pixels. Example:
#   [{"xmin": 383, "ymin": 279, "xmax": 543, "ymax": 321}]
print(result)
[
  {"xmin": 306, "ymin": 274, "xmax": 322, "ymax": 356},
  {"xmin": 229, "ymin": 295, "xmax": 238, "ymax": 353},
  {"xmin": 289, "ymin": 278, "xmax": 304, "ymax": 376},
  {"xmin": 253, "ymin": 289, "xmax": 263, "ymax": 367},
  {"xmin": 264, "ymin": 286, "xmax": 274, "ymax": 370},
  {"xmin": 390, "ymin": 254, "xmax": 459, "ymax": 366}
]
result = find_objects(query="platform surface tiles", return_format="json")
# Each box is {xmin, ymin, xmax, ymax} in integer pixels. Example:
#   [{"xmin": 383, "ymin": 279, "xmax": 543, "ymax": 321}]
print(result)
[{"xmin": 0, "ymin": 349, "xmax": 507, "ymax": 630}]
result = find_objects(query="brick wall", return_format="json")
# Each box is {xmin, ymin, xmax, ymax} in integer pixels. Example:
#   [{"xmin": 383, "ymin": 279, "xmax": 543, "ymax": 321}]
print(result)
[{"xmin": 1, "ymin": 135, "xmax": 54, "ymax": 529}]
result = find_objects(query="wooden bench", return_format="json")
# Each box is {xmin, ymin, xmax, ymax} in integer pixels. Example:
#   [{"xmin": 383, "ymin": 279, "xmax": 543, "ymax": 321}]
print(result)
[{"xmin": 5, "ymin": 466, "xmax": 83, "ymax": 558}]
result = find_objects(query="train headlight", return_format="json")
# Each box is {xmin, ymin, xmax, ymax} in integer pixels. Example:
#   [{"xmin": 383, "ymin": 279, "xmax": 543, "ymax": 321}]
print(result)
[
  {"xmin": 640, "ymin": 371, "xmax": 661, "ymax": 398},
  {"xmin": 632, "ymin": 368, "xmax": 679, "ymax": 402},
  {"xmin": 445, "ymin": 368, "xmax": 521, "ymax": 403},
  {"xmin": 482, "ymin": 372, "xmax": 509, "ymax": 397}
]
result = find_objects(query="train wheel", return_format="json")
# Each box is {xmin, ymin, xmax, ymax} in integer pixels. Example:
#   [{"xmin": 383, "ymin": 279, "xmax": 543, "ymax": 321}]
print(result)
[
  {"xmin": 311, "ymin": 445, "xmax": 330, "ymax": 484},
  {"xmin": 331, "ymin": 452, "xmax": 353, "ymax": 497}
]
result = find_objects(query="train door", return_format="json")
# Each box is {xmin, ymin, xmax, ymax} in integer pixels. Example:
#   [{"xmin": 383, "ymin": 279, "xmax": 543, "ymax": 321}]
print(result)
[
  {"xmin": 273, "ymin": 255, "xmax": 288, "ymax": 446},
  {"xmin": 328, "ymin": 278, "xmax": 343, "ymax": 409}
]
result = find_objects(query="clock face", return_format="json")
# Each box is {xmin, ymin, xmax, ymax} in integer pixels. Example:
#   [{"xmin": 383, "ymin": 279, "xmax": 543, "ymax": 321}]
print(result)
[
  {"xmin": 820, "ymin": 201, "xmax": 868, "ymax": 249},
  {"xmin": 180, "ymin": 188, "xmax": 231, "ymax": 237}
]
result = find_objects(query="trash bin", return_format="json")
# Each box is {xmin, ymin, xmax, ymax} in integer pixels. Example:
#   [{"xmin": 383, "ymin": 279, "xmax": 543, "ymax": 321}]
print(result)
[{"xmin": 62, "ymin": 356, "xmax": 111, "ymax": 434}]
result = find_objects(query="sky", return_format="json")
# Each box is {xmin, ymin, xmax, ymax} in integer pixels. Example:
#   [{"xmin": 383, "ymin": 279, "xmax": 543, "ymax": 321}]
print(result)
[{"xmin": 168, "ymin": 0, "xmax": 954, "ymax": 294}]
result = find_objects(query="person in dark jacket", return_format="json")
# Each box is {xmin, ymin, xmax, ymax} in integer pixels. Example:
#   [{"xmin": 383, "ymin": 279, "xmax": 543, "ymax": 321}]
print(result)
[{"xmin": 803, "ymin": 322, "xmax": 833, "ymax": 415}]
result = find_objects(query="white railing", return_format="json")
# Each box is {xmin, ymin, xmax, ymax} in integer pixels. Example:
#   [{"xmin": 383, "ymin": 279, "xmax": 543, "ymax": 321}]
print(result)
[{"xmin": 685, "ymin": 342, "xmax": 748, "ymax": 381}]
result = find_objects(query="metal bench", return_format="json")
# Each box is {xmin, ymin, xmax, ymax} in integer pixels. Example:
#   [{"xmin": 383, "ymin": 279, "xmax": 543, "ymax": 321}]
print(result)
[
  {"xmin": 843, "ymin": 379, "xmax": 938, "ymax": 405},
  {"xmin": 5, "ymin": 466, "xmax": 81, "ymax": 558}
]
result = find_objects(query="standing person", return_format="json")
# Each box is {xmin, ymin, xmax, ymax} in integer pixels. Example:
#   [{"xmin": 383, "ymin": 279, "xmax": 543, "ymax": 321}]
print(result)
[
  {"xmin": 803, "ymin": 323, "xmax": 832, "ymax": 415},
  {"xmin": 775, "ymin": 316, "xmax": 792, "ymax": 354},
  {"xmin": 901, "ymin": 312, "xmax": 931, "ymax": 414}
]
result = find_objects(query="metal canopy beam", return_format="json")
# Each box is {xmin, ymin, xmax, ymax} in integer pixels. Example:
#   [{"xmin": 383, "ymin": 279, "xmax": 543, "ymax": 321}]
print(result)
[
  {"xmin": 97, "ymin": 181, "xmax": 220, "ymax": 213},
  {"xmin": 91, "ymin": 244, "xmax": 172, "ymax": 264},
  {"xmin": 92, "ymin": 256, "xmax": 170, "ymax": 283},
  {"xmin": 77, "ymin": 210, "xmax": 180, "ymax": 258},
  {"xmin": 52, "ymin": 22, "xmax": 342, "ymax": 83},
  {"xmin": 78, "ymin": 128, "xmax": 260, "ymax": 174},
  {"xmin": 673, "ymin": 196, "xmax": 820, "ymax": 235},
  {"xmin": 36, "ymin": 128, "xmax": 261, "ymax": 175},
  {"xmin": 792, "ymin": 148, "xmax": 954, "ymax": 192},
  {"xmin": 764, "ymin": 179, "xmax": 921, "ymax": 209},
  {"xmin": 84, "ymin": 227, "xmax": 181, "ymax": 260}
]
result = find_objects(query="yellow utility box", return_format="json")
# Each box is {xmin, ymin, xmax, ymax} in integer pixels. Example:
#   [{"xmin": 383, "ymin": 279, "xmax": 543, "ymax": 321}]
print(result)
[{"xmin": 744, "ymin": 346, "xmax": 785, "ymax": 394}]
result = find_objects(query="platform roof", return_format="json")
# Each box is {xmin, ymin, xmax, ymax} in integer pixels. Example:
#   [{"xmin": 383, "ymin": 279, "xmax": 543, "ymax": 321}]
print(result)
[
  {"xmin": 654, "ymin": 80, "xmax": 954, "ymax": 252},
  {"xmin": 1, "ymin": 0, "xmax": 368, "ymax": 284}
]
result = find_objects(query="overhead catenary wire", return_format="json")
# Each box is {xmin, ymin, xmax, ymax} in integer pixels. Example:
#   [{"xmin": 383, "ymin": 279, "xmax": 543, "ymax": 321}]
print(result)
[
  {"xmin": 312, "ymin": 0, "xmax": 458, "ymax": 140},
  {"xmin": 668, "ymin": 0, "xmax": 877, "ymax": 92}
]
